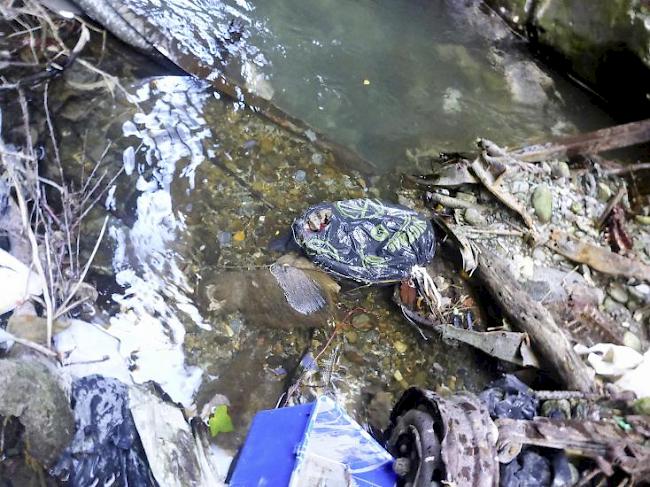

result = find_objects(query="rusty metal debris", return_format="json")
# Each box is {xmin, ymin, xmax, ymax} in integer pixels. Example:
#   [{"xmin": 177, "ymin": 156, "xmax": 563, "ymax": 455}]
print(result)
[
  {"xmin": 388, "ymin": 386, "xmax": 650, "ymax": 486},
  {"xmin": 387, "ymin": 388, "xmax": 499, "ymax": 487},
  {"xmin": 496, "ymin": 417, "xmax": 650, "ymax": 482}
]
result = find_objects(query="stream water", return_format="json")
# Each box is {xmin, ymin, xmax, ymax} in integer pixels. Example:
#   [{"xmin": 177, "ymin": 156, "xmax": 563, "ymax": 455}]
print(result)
[{"xmin": 4, "ymin": 0, "xmax": 619, "ymax": 463}]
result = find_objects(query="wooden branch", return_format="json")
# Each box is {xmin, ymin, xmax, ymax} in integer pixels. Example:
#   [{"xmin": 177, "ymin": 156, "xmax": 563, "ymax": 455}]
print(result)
[
  {"xmin": 474, "ymin": 245, "xmax": 597, "ymax": 393},
  {"xmin": 509, "ymin": 119, "xmax": 650, "ymax": 162},
  {"xmin": 547, "ymin": 229, "xmax": 650, "ymax": 282},
  {"xmin": 469, "ymin": 158, "xmax": 536, "ymax": 230}
]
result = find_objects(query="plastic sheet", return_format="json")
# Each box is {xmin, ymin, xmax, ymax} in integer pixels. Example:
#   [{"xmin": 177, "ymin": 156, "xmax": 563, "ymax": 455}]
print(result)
[
  {"xmin": 480, "ymin": 375, "xmax": 538, "ymax": 420},
  {"xmin": 293, "ymin": 199, "xmax": 435, "ymax": 283},
  {"xmin": 52, "ymin": 375, "xmax": 155, "ymax": 487}
]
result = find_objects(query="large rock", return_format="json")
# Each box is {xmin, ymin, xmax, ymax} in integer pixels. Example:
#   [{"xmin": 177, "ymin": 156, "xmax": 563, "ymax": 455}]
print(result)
[
  {"xmin": 0, "ymin": 358, "xmax": 74, "ymax": 468},
  {"xmin": 486, "ymin": 0, "xmax": 650, "ymax": 115},
  {"xmin": 198, "ymin": 255, "xmax": 339, "ymax": 329}
]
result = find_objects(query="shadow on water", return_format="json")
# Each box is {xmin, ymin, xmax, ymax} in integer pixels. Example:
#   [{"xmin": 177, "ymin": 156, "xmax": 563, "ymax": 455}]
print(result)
[{"xmin": 15, "ymin": 0, "xmax": 620, "ymax": 454}]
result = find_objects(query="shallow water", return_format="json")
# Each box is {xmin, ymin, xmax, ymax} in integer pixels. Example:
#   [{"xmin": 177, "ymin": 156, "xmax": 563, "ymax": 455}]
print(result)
[
  {"xmin": 2, "ymin": 0, "xmax": 619, "ymax": 463},
  {"xmin": 119, "ymin": 0, "xmax": 615, "ymax": 169}
]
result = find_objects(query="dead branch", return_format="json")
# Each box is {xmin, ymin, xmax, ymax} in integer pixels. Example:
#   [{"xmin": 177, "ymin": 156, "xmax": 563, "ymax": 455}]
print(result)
[
  {"xmin": 474, "ymin": 245, "xmax": 597, "ymax": 393},
  {"xmin": 469, "ymin": 157, "xmax": 536, "ymax": 230},
  {"xmin": 509, "ymin": 119, "xmax": 650, "ymax": 163}
]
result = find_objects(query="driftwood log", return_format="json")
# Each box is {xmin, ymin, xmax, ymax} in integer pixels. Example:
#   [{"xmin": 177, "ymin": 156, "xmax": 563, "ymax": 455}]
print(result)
[{"xmin": 474, "ymin": 245, "xmax": 597, "ymax": 393}]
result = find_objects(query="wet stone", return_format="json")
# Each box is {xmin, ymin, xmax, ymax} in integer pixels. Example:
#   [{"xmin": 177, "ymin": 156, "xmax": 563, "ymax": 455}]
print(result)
[
  {"xmin": 608, "ymin": 283, "xmax": 628, "ymax": 304},
  {"xmin": 623, "ymin": 331, "xmax": 642, "ymax": 353},
  {"xmin": 532, "ymin": 184, "xmax": 553, "ymax": 223},
  {"xmin": 0, "ymin": 358, "xmax": 74, "ymax": 468},
  {"xmin": 464, "ymin": 207, "xmax": 484, "ymax": 226},
  {"xmin": 345, "ymin": 330, "xmax": 359, "ymax": 344},
  {"xmin": 351, "ymin": 313, "xmax": 372, "ymax": 329}
]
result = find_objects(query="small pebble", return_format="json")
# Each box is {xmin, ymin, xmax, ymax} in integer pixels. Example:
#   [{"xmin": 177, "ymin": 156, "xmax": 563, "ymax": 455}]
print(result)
[
  {"xmin": 597, "ymin": 182, "xmax": 612, "ymax": 201},
  {"xmin": 455, "ymin": 192, "xmax": 477, "ymax": 203},
  {"xmin": 463, "ymin": 207, "xmax": 484, "ymax": 226},
  {"xmin": 394, "ymin": 341, "xmax": 407, "ymax": 353},
  {"xmin": 233, "ymin": 230, "xmax": 245, "ymax": 242},
  {"xmin": 311, "ymin": 153, "xmax": 323, "ymax": 165},
  {"xmin": 393, "ymin": 370, "xmax": 404, "ymax": 382},
  {"xmin": 570, "ymin": 201, "xmax": 582, "ymax": 214},
  {"xmin": 217, "ymin": 231, "xmax": 232, "ymax": 247},
  {"xmin": 532, "ymin": 246, "xmax": 546, "ymax": 262},
  {"xmin": 608, "ymin": 283, "xmax": 628, "ymax": 304},
  {"xmin": 293, "ymin": 170, "xmax": 307, "ymax": 182},
  {"xmin": 345, "ymin": 331, "xmax": 358, "ymax": 344},
  {"xmin": 635, "ymin": 215, "xmax": 650, "ymax": 225},
  {"xmin": 629, "ymin": 284, "xmax": 650, "ymax": 303},
  {"xmin": 532, "ymin": 184, "xmax": 553, "ymax": 223},
  {"xmin": 511, "ymin": 180, "xmax": 529, "ymax": 194},
  {"xmin": 551, "ymin": 161, "xmax": 571, "ymax": 179},
  {"xmin": 633, "ymin": 397, "xmax": 650, "ymax": 415},
  {"xmin": 623, "ymin": 331, "xmax": 642, "ymax": 352}
]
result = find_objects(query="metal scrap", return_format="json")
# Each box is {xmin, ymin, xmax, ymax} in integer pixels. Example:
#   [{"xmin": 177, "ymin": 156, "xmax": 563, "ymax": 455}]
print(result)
[
  {"xmin": 387, "ymin": 388, "xmax": 499, "ymax": 487},
  {"xmin": 495, "ymin": 416, "xmax": 650, "ymax": 482}
]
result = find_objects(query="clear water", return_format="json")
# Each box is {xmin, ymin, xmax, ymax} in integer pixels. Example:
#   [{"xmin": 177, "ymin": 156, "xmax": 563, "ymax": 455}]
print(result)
[
  {"xmin": 246, "ymin": 0, "xmax": 614, "ymax": 167},
  {"xmin": 122, "ymin": 0, "xmax": 614, "ymax": 170}
]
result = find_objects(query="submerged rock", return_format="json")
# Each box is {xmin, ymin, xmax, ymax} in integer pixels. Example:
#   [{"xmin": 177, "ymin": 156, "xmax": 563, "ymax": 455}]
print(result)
[
  {"xmin": 504, "ymin": 60, "xmax": 554, "ymax": 106},
  {"xmin": 199, "ymin": 255, "xmax": 339, "ymax": 329},
  {"xmin": 0, "ymin": 358, "xmax": 74, "ymax": 468}
]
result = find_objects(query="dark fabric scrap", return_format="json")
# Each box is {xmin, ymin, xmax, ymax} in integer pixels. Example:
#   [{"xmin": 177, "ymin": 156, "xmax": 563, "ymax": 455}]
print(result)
[{"xmin": 51, "ymin": 375, "xmax": 156, "ymax": 487}]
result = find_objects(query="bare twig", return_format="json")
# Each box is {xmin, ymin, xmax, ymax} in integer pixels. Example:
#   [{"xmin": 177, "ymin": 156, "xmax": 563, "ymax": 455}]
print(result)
[{"xmin": 54, "ymin": 215, "xmax": 108, "ymax": 319}]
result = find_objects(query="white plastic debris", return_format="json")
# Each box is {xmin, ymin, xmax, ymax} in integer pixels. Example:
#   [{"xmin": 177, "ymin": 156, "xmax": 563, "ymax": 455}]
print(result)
[
  {"xmin": 53, "ymin": 319, "xmax": 132, "ymax": 385},
  {"xmin": 616, "ymin": 350, "xmax": 650, "ymax": 399},
  {"xmin": 128, "ymin": 387, "xmax": 229, "ymax": 486},
  {"xmin": 0, "ymin": 248, "xmax": 42, "ymax": 315},
  {"xmin": 576, "ymin": 343, "xmax": 650, "ymax": 399},
  {"xmin": 575, "ymin": 343, "xmax": 643, "ymax": 377}
]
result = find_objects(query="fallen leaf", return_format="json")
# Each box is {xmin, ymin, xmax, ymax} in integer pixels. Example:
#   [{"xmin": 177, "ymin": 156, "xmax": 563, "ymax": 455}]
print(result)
[{"xmin": 209, "ymin": 404, "xmax": 234, "ymax": 437}]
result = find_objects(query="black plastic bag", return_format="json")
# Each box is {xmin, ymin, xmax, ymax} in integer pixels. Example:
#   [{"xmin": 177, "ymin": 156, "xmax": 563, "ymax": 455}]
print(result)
[
  {"xmin": 292, "ymin": 199, "xmax": 435, "ymax": 283},
  {"xmin": 479, "ymin": 374, "xmax": 539, "ymax": 420},
  {"xmin": 52, "ymin": 375, "xmax": 156, "ymax": 487}
]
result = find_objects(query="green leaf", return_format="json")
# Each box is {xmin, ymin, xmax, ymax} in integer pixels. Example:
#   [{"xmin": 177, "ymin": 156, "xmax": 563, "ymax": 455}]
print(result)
[{"xmin": 209, "ymin": 405, "xmax": 234, "ymax": 437}]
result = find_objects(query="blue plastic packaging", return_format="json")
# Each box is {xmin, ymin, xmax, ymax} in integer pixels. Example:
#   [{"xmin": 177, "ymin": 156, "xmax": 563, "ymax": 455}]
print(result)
[{"xmin": 229, "ymin": 396, "xmax": 397, "ymax": 486}]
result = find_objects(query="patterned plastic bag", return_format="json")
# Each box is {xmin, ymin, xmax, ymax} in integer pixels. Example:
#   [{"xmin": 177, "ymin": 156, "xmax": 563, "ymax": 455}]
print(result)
[{"xmin": 292, "ymin": 199, "xmax": 436, "ymax": 283}]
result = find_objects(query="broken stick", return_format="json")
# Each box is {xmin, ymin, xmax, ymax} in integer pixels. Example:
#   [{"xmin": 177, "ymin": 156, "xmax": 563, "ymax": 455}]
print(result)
[
  {"xmin": 474, "ymin": 245, "xmax": 597, "ymax": 393},
  {"xmin": 469, "ymin": 158, "xmax": 536, "ymax": 230},
  {"xmin": 509, "ymin": 118, "xmax": 650, "ymax": 163}
]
